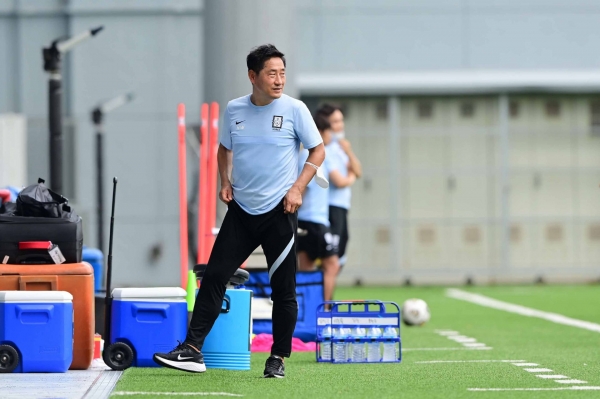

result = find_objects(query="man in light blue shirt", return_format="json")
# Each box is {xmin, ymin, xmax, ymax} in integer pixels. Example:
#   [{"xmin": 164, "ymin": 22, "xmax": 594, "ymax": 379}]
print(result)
[
  {"xmin": 154, "ymin": 44, "xmax": 325, "ymax": 379},
  {"xmin": 297, "ymin": 115, "xmax": 340, "ymax": 302}
]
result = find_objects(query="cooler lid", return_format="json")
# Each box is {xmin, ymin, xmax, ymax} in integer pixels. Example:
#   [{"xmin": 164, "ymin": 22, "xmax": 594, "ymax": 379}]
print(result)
[
  {"xmin": 0, "ymin": 291, "xmax": 73, "ymax": 303},
  {"xmin": 112, "ymin": 287, "xmax": 187, "ymax": 301}
]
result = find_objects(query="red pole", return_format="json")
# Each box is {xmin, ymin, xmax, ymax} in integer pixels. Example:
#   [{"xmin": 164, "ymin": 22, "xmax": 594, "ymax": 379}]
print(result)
[
  {"xmin": 177, "ymin": 103, "xmax": 188, "ymax": 289},
  {"xmin": 207, "ymin": 102, "xmax": 220, "ymax": 255},
  {"xmin": 198, "ymin": 103, "xmax": 209, "ymax": 264}
]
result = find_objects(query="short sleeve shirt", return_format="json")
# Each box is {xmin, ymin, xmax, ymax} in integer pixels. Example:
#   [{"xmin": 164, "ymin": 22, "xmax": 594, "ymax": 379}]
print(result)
[
  {"xmin": 297, "ymin": 148, "xmax": 333, "ymax": 226},
  {"xmin": 326, "ymin": 140, "xmax": 352, "ymax": 210},
  {"xmin": 220, "ymin": 94, "xmax": 322, "ymax": 215}
]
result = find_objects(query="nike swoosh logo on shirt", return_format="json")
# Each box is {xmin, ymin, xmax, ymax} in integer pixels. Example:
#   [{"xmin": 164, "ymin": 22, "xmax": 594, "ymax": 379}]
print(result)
[
  {"xmin": 178, "ymin": 355, "xmax": 194, "ymax": 360},
  {"xmin": 235, "ymin": 120, "xmax": 245, "ymax": 125}
]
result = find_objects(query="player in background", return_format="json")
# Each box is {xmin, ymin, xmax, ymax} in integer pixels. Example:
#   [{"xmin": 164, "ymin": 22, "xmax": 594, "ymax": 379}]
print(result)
[
  {"xmin": 297, "ymin": 115, "xmax": 340, "ymax": 301},
  {"xmin": 316, "ymin": 104, "xmax": 362, "ymax": 269}
]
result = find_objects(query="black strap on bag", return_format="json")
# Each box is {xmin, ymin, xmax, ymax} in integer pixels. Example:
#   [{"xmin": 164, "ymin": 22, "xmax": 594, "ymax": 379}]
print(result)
[{"xmin": 16, "ymin": 178, "xmax": 72, "ymax": 218}]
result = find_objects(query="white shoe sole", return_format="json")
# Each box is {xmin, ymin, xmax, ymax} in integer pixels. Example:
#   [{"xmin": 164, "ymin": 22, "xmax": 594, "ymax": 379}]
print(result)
[
  {"xmin": 263, "ymin": 373, "xmax": 284, "ymax": 378},
  {"xmin": 153, "ymin": 355, "xmax": 206, "ymax": 373}
]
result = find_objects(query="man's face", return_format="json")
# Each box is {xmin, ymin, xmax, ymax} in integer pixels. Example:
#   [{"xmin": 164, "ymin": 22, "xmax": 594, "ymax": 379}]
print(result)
[
  {"xmin": 249, "ymin": 57, "xmax": 286, "ymax": 99},
  {"xmin": 328, "ymin": 109, "xmax": 344, "ymax": 132}
]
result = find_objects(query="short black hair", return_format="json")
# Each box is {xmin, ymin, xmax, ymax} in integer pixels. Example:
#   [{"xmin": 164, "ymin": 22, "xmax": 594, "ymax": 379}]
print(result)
[
  {"xmin": 314, "ymin": 115, "xmax": 330, "ymax": 132},
  {"xmin": 316, "ymin": 103, "xmax": 343, "ymax": 119},
  {"xmin": 247, "ymin": 44, "xmax": 286, "ymax": 75}
]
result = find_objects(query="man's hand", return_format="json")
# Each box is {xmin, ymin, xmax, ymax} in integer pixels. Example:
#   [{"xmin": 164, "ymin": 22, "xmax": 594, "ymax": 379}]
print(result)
[
  {"xmin": 219, "ymin": 184, "xmax": 233, "ymax": 204},
  {"xmin": 284, "ymin": 186, "xmax": 302, "ymax": 214}
]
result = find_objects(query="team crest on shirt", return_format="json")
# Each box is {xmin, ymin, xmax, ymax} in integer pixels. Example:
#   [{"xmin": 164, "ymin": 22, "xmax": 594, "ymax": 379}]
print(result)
[{"xmin": 272, "ymin": 115, "xmax": 283, "ymax": 130}]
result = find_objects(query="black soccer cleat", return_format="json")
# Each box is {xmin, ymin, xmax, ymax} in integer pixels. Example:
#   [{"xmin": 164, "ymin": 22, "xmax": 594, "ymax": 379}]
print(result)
[
  {"xmin": 263, "ymin": 355, "xmax": 285, "ymax": 378},
  {"xmin": 153, "ymin": 341, "xmax": 206, "ymax": 373}
]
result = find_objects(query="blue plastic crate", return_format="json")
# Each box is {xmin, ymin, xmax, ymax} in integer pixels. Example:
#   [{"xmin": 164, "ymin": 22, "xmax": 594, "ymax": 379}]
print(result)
[
  {"xmin": 110, "ymin": 287, "xmax": 187, "ymax": 367},
  {"xmin": 0, "ymin": 291, "xmax": 73, "ymax": 373},
  {"xmin": 316, "ymin": 300, "xmax": 401, "ymax": 364}
]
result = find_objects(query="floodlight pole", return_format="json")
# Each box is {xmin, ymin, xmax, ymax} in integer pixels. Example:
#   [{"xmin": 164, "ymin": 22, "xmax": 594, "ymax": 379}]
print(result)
[
  {"xmin": 91, "ymin": 93, "xmax": 134, "ymax": 258},
  {"xmin": 43, "ymin": 26, "xmax": 104, "ymax": 193}
]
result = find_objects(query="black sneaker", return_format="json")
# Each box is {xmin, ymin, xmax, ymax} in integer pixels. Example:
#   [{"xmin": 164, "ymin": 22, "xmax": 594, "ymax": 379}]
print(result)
[
  {"xmin": 263, "ymin": 355, "xmax": 285, "ymax": 378},
  {"xmin": 153, "ymin": 341, "xmax": 206, "ymax": 373}
]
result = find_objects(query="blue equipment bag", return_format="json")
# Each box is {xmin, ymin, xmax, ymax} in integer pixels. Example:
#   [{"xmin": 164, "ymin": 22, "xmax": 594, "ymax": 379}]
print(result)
[{"xmin": 246, "ymin": 270, "xmax": 323, "ymax": 342}]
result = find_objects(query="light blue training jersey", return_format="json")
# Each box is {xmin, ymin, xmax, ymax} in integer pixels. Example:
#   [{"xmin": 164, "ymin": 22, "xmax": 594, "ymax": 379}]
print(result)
[
  {"xmin": 297, "ymin": 148, "xmax": 332, "ymax": 226},
  {"xmin": 220, "ymin": 94, "xmax": 322, "ymax": 215},
  {"xmin": 327, "ymin": 140, "xmax": 352, "ymax": 210}
]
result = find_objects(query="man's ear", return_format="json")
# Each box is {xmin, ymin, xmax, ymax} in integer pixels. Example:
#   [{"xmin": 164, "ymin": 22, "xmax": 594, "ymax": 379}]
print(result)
[{"xmin": 248, "ymin": 70, "xmax": 256, "ymax": 85}]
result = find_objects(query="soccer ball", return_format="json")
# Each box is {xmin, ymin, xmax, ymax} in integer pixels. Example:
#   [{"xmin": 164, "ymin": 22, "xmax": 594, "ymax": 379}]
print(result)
[{"xmin": 401, "ymin": 298, "xmax": 431, "ymax": 326}]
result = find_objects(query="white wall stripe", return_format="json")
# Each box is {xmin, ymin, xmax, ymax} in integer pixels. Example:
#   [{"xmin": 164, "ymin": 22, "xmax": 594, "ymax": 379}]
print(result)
[
  {"xmin": 555, "ymin": 380, "xmax": 588, "ymax": 384},
  {"xmin": 524, "ymin": 368, "xmax": 553, "ymax": 372},
  {"xmin": 468, "ymin": 387, "xmax": 600, "ymax": 391},
  {"xmin": 536, "ymin": 375, "xmax": 568, "ymax": 379},
  {"xmin": 447, "ymin": 288, "xmax": 600, "ymax": 333},
  {"xmin": 268, "ymin": 236, "xmax": 294, "ymax": 282}
]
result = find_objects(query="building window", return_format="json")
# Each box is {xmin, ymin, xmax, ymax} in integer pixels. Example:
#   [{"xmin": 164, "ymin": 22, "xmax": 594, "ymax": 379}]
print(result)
[
  {"xmin": 417, "ymin": 101, "xmax": 433, "ymax": 119},
  {"xmin": 590, "ymin": 101, "xmax": 600, "ymax": 136},
  {"xmin": 460, "ymin": 102, "xmax": 475, "ymax": 118},
  {"xmin": 545, "ymin": 100, "xmax": 560, "ymax": 118},
  {"xmin": 375, "ymin": 101, "xmax": 388, "ymax": 120},
  {"xmin": 509, "ymin": 101, "xmax": 519, "ymax": 118}
]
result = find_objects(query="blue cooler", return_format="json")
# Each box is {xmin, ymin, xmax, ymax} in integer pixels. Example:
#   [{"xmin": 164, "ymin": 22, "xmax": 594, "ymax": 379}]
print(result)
[
  {"xmin": 82, "ymin": 247, "xmax": 103, "ymax": 292},
  {"xmin": 202, "ymin": 287, "xmax": 252, "ymax": 370},
  {"xmin": 110, "ymin": 287, "xmax": 187, "ymax": 367},
  {"xmin": 0, "ymin": 291, "xmax": 73, "ymax": 373}
]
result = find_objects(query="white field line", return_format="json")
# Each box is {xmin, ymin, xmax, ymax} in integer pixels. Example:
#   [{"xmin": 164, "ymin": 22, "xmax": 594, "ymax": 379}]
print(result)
[
  {"xmin": 468, "ymin": 387, "xmax": 600, "ymax": 391},
  {"xmin": 524, "ymin": 368, "xmax": 553, "ymax": 372},
  {"xmin": 463, "ymin": 343, "xmax": 487, "ymax": 348},
  {"xmin": 415, "ymin": 360, "xmax": 525, "ymax": 364},
  {"xmin": 512, "ymin": 363, "xmax": 539, "ymax": 366},
  {"xmin": 402, "ymin": 347, "xmax": 492, "ymax": 351},
  {"xmin": 435, "ymin": 330, "xmax": 460, "ymax": 336},
  {"xmin": 434, "ymin": 329, "xmax": 491, "ymax": 349},
  {"xmin": 447, "ymin": 288, "xmax": 600, "ymax": 333},
  {"xmin": 536, "ymin": 375, "xmax": 568, "ymax": 379},
  {"xmin": 112, "ymin": 393, "xmax": 243, "ymax": 397},
  {"xmin": 556, "ymin": 380, "xmax": 588, "ymax": 384}
]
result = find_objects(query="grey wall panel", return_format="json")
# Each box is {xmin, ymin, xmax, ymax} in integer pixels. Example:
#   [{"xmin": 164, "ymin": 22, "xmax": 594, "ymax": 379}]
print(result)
[
  {"xmin": 468, "ymin": 14, "xmax": 600, "ymax": 69},
  {"xmin": 303, "ymin": 14, "xmax": 464, "ymax": 72},
  {"xmin": 110, "ymin": 222, "xmax": 181, "ymax": 287},
  {"xmin": 0, "ymin": 18, "xmax": 15, "ymax": 113},
  {"xmin": 68, "ymin": 15, "xmax": 202, "ymax": 116}
]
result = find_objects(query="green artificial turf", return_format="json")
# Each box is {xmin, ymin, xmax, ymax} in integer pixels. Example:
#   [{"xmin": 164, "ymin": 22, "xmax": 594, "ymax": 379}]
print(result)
[{"xmin": 112, "ymin": 285, "xmax": 600, "ymax": 399}]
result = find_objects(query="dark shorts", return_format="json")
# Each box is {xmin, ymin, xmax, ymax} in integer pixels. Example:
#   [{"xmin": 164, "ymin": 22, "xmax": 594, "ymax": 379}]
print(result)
[
  {"xmin": 297, "ymin": 220, "xmax": 338, "ymax": 261},
  {"xmin": 328, "ymin": 205, "xmax": 349, "ymax": 263}
]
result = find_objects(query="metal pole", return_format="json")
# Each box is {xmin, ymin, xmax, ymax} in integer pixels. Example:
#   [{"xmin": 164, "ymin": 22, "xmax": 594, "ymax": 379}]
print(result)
[
  {"xmin": 48, "ymin": 73, "xmax": 63, "ymax": 193},
  {"xmin": 499, "ymin": 94, "xmax": 510, "ymax": 280},
  {"xmin": 92, "ymin": 108, "xmax": 104, "ymax": 257}
]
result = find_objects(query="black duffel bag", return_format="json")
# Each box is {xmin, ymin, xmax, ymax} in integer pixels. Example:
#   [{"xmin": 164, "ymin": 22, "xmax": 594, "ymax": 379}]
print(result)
[
  {"xmin": 16, "ymin": 178, "xmax": 73, "ymax": 219},
  {"xmin": 0, "ymin": 178, "xmax": 83, "ymax": 264}
]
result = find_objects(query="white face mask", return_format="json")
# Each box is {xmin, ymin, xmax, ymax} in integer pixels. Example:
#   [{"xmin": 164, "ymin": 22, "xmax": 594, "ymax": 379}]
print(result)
[
  {"xmin": 314, "ymin": 166, "xmax": 330, "ymax": 189},
  {"xmin": 331, "ymin": 131, "xmax": 345, "ymax": 141},
  {"xmin": 305, "ymin": 162, "xmax": 329, "ymax": 188}
]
